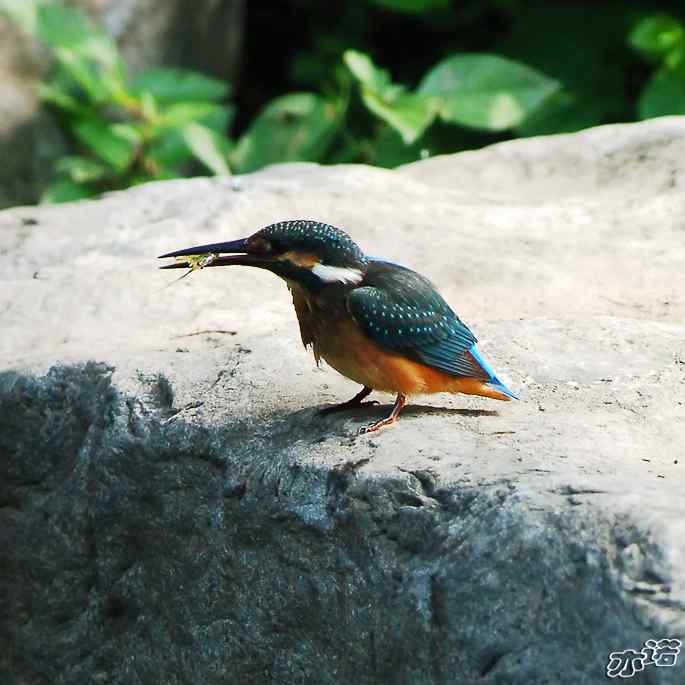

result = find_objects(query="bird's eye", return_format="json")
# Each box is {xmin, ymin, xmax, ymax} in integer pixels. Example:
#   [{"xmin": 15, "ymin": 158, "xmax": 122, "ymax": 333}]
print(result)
[{"xmin": 248, "ymin": 238, "xmax": 273, "ymax": 254}]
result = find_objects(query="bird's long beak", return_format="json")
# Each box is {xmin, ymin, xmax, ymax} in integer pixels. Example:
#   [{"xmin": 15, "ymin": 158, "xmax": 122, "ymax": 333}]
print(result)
[{"xmin": 158, "ymin": 238, "xmax": 271, "ymax": 269}]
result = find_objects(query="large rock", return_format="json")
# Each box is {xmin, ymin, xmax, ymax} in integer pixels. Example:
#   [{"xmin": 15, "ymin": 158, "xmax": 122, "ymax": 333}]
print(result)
[
  {"xmin": 1, "ymin": 118, "xmax": 684, "ymax": 684},
  {"xmin": 0, "ymin": 0, "xmax": 243, "ymax": 208}
]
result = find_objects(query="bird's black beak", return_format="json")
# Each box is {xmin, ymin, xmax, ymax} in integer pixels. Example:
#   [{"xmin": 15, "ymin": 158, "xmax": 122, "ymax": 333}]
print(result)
[{"xmin": 158, "ymin": 238, "xmax": 271, "ymax": 269}]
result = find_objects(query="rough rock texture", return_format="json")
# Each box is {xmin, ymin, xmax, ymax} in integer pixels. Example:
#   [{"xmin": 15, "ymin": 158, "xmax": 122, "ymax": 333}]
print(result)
[
  {"xmin": 1, "ymin": 118, "xmax": 684, "ymax": 684},
  {"xmin": 0, "ymin": 0, "xmax": 243, "ymax": 208}
]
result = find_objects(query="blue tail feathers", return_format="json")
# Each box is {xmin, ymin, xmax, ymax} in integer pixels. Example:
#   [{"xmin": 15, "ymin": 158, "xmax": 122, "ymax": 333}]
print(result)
[{"xmin": 469, "ymin": 344, "xmax": 519, "ymax": 400}]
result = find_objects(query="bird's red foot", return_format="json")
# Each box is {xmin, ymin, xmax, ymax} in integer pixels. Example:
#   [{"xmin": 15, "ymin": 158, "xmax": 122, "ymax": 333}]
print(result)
[
  {"xmin": 358, "ymin": 393, "xmax": 406, "ymax": 435},
  {"xmin": 358, "ymin": 415, "xmax": 399, "ymax": 434},
  {"xmin": 318, "ymin": 386, "xmax": 378, "ymax": 415}
]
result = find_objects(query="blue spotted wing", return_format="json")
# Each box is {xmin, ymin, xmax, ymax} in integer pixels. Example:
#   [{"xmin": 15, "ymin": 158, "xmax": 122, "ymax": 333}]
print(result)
[{"xmin": 347, "ymin": 261, "xmax": 487, "ymax": 379}]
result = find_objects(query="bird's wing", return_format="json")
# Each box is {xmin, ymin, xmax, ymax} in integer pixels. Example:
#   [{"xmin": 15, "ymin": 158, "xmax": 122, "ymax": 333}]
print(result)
[
  {"xmin": 288, "ymin": 282, "xmax": 315, "ymax": 349},
  {"xmin": 347, "ymin": 263, "xmax": 486, "ymax": 379}
]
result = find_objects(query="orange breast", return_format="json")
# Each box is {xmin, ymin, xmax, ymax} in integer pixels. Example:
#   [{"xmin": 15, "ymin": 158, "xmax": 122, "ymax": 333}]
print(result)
[
  {"xmin": 313, "ymin": 318, "xmax": 511, "ymax": 400},
  {"xmin": 288, "ymin": 283, "xmax": 510, "ymax": 401}
]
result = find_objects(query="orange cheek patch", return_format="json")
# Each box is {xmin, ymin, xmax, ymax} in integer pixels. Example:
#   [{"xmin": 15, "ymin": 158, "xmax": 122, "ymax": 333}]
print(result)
[{"xmin": 280, "ymin": 251, "xmax": 319, "ymax": 268}]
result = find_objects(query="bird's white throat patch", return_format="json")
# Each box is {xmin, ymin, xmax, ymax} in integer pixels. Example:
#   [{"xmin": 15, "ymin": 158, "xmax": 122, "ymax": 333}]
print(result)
[{"xmin": 311, "ymin": 263, "xmax": 364, "ymax": 284}]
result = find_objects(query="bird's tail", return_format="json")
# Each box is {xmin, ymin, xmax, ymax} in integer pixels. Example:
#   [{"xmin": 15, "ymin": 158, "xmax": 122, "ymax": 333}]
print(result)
[{"xmin": 468, "ymin": 344, "xmax": 519, "ymax": 400}]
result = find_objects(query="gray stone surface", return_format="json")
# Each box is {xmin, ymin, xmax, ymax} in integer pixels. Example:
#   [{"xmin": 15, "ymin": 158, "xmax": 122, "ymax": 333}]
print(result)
[{"xmin": 1, "ymin": 118, "xmax": 684, "ymax": 684}]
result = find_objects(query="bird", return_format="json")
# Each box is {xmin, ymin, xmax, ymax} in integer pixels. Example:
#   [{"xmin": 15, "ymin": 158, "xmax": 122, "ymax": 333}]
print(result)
[{"xmin": 159, "ymin": 219, "xmax": 518, "ymax": 433}]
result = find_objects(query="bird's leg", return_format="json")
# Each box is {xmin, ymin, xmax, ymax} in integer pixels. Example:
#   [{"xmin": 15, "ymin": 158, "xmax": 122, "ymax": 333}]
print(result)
[
  {"xmin": 359, "ymin": 394, "xmax": 406, "ymax": 434},
  {"xmin": 318, "ymin": 386, "xmax": 379, "ymax": 415}
]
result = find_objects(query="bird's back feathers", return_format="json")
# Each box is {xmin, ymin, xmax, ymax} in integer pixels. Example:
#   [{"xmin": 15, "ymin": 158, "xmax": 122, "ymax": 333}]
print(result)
[{"xmin": 348, "ymin": 260, "xmax": 518, "ymax": 399}]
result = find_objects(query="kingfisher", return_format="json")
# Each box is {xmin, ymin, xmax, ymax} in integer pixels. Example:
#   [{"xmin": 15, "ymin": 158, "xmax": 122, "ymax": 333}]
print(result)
[{"xmin": 160, "ymin": 219, "xmax": 518, "ymax": 433}]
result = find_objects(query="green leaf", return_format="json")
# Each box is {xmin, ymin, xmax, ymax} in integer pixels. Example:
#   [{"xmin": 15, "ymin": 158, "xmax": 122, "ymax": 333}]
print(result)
[
  {"xmin": 181, "ymin": 123, "xmax": 231, "ymax": 176},
  {"xmin": 368, "ymin": 127, "xmax": 424, "ymax": 168},
  {"xmin": 35, "ymin": 4, "xmax": 124, "ymax": 103},
  {"xmin": 72, "ymin": 119, "xmax": 136, "ymax": 171},
  {"xmin": 147, "ymin": 131, "xmax": 194, "ymax": 171},
  {"xmin": 136, "ymin": 91, "xmax": 160, "ymax": 122},
  {"xmin": 54, "ymin": 48, "xmax": 109, "ymax": 102},
  {"xmin": 516, "ymin": 90, "xmax": 602, "ymax": 137},
  {"xmin": 55, "ymin": 156, "xmax": 109, "ymax": 183},
  {"xmin": 41, "ymin": 180, "xmax": 95, "ymax": 204},
  {"xmin": 344, "ymin": 50, "xmax": 393, "ymax": 93},
  {"xmin": 37, "ymin": 4, "xmax": 119, "ymax": 67},
  {"xmin": 629, "ymin": 15, "xmax": 685, "ymax": 61},
  {"xmin": 360, "ymin": 89, "xmax": 436, "ymax": 144},
  {"xmin": 232, "ymin": 93, "xmax": 339, "ymax": 173},
  {"xmin": 418, "ymin": 53, "xmax": 559, "ymax": 131},
  {"xmin": 344, "ymin": 50, "xmax": 436, "ymax": 143},
  {"xmin": 110, "ymin": 123, "xmax": 144, "ymax": 147},
  {"xmin": 158, "ymin": 102, "xmax": 225, "ymax": 129},
  {"xmin": 37, "ymin": 4, "xmax": 93, "ymax": 48},
  {"xmin": 665, "ymin": 44, "xmax": 685, "ymax": 69},
  {"xmin": 38, "ymin": 82, "xmax": 86, "ymax": 114},
  {"xmin": 638, "ymin": 66, "xmax": 685, "ymax": 119},
  {"xmin": 370, "ymin": 0, "xmax": 448, "ymax": 12},
  {"xmin": 201, "ymin": 105, "xmax": 234, "ymax": 133},
  {"xmin": 131, "ymin": 67, "xmax": 229, "ymax": 104}
]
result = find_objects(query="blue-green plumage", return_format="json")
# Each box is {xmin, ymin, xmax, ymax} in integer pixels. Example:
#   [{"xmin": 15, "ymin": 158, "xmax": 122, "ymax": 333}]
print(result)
[
  {"xmin": 349, "ymin": 259, "xmax": 518, "ymax": 398},
  {"xmin": 467, "ymin": 345, "xmax": 519, "ymax": 399},
  {"xmin": 261, "ymin": 220, "xmax": 367, "ymax": 269},
  {"xmin": 349, "ymin": 260, "xmax": 477, "ymax": 366}
]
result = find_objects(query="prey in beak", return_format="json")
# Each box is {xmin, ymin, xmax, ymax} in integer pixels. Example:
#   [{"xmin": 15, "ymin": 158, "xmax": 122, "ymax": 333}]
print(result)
[
  {"xmin": 160, "ymin": 238, "xmax": 258, "ymax": 271},
  {"xmin": 158, "ymin": 237, "xmax": 287, "ymax": 283}
]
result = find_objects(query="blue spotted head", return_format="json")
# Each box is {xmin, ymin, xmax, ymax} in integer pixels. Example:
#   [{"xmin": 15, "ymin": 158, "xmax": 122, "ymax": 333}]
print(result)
[{"xmin": 159, "ymin": 219, "xmax": 368, "ymax": 290}]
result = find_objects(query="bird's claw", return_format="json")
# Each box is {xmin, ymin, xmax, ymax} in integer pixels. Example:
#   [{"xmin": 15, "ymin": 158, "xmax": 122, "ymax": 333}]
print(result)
[
  {"xmin": 358, "ymin": 394, "xmax": 405, "ymax": 434},
  {"xmin": 358, "ymin": 416, "xmax": 398, "ymax": 434}
]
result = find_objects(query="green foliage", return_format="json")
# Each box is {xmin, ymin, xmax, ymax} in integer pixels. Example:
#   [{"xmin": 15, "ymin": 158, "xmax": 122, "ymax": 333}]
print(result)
[
  {"xmin": 344, "ymin": 51, "xmax": 436, "ymax": 144},
  {"xmin": 630, "ymin": 15, "xmax": 685, "ymax": 63},
  {"xmin": 5, "ymin": 0, "xmax": 685, "ymax": 204},
  {"xmin": 638, "ymin": 65, "xmax": 685, "ymax": 118},
  {"xmin": 130, "ymin": 68, "xmax": 230, "ymax": 104},
  {"xmin": 370, "ymin": 0, "xmax": 449, "ymax": 15},
  {"xmin": 4, "ymin": 0, "xmax": 233, "ymax": 201},
  {"xmin": 41, "ymin": 179, "xmax": 95, "ymax": 203},
  {"xmin": 630, "ymin": 13, "xmax": 685, "ymax": 118},
  {"xmin": 418, "ymin": 54, "xmax": 559, "ymax": 131},
  {"xmin": 232, "ymin": 93, "xmax": 341, "ymax": 172},
  {"xmin": 181, "ymin": 123, "xmax": 232, "ymax": 176},
  {"xmin": 343, "ymin": 48, "xmax": 558, "ymax": 156}
]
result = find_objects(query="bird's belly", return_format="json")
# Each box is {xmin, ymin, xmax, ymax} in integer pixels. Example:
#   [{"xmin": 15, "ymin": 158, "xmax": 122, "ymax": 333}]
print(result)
[
  {"xmin": 318, "ymin": 339, "xmax": 403, "ymax": 393},
  {"xmin": 313, "ymin": 319, "xmax": 465, "ymax": 395}
]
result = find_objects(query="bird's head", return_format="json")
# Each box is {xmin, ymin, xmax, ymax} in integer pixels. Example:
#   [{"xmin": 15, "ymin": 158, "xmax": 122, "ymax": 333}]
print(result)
[{"xmin": 160, "ymin": 220, "xmax": 368, "ymax": 290}]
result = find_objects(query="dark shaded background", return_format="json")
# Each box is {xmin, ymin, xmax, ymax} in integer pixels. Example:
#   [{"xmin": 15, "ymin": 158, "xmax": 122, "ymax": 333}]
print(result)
[{"xmin": 237, "ymin": 0, "xmax": 685, "ymax": 153}]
